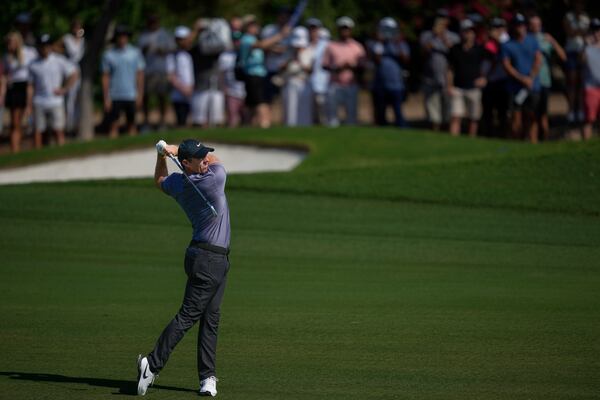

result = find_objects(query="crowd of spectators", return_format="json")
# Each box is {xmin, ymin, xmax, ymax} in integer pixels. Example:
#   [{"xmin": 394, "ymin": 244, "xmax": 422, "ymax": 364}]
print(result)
[{"xmin": 1, "ymin": 3, "xmax": 600, "ymax": 153}]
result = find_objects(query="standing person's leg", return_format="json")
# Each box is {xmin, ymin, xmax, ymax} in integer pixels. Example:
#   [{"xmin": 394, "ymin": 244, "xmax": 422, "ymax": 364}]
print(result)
[
  {"xmin": 389, "ymin": 89, "xmax": 406, "ymax": 127},
  {"xmin": 583, "ymin": 86, "xmax": 600, "ymax": 140},
  {"xmin": 538, "ymin": 88, "xmax": 550, "ymax": 141},
  {"xmin": 565, "ymin": 53, "xmax": 579, "ymax": 122},
  {"xmin": 197, "ymin": 253, "xmax": 229, "ymax": 381},
  {"xmin": 480, "ymin": 83, "xmax": 494, "ymax": 136},
  {"xmin": 526, "ymin": 92, "xmax": 540, "ymax": 143},
  {"xmin": 424, "ymin": 86, "xmax": 443, "ymax": 131},
  {"xmin": 326, "ymin": 84, "xmax": 340, "ymax": 127},
  {"xmin": 107, "ymin": 101, "xmax": 121, "ymax": 139},
  {"xmin": 297, "ymin": 83, "xmax": 313, "ymax": 126},
  {"xmin": 466, "ymin": 88, "xmax": 482, "ymax": 137},
  {"xmin": 372, "ymin": 88, "xmax": 386, "ymax": 126},
  {"xmin": 213, "ymin": 90, "xmax": 225, "ymax": 127},
  {"xmin": 148, "ymin": 247, "xmax": 222, "ymax": 374},
  {"xmin": 33, "ymin": 106, "xmax": 48, "ymax": 149},
  {"xmin": 124, "ymin": 101, "xmax": 137, "ymax": 136},
  {"xmin": 449, "ymin": 88, "xmax": 464, "ymax": 136},
  {"xmin": 283, "ymin": 82, "xmax": 298, "ymax": 126},
  {"xmin": 345, "ymin": 84, "xmax": 359, "ymax": 125},
  {"xmin": 10, "ymin": 108, "xmax": 24, "ymax": 153},
  {"xmin": 50, "ymin": 104, "xmax": 67, "ymax": 146}
]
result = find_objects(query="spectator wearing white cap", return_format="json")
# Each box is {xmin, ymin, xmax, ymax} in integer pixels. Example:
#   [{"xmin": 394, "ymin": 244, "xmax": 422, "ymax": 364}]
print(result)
[
  {"xmin": 307, "ymin": 18, "xmax": 330, "ymax": 125},
  {"xmin": 447, "ymin": 19, "xmax": 487, "ymax": 137},
  {"xmin": 281, "ymin": 26, "xmax": 314, "ymax": 126},
  {"xmin": 166, "ymin": 26, "xmax": 194, "ymax": 126},
  {"xmin": 370, "ymin": 17, "xmax": 410, "ymax": 127},
  {"xmin": 322, "ymin": 16, "xmax": 367, "ymax": 126}
]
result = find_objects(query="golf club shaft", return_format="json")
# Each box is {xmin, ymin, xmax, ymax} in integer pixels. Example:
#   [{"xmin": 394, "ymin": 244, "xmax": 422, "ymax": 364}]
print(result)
[{"xmin": 167, "ymin": 154, "xmax": 218, "ymax": 217}]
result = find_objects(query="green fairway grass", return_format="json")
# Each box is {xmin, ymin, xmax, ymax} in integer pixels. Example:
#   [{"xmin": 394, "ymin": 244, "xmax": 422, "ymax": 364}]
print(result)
[{"xmin": 0, "ymin": 128, "xmax": 599, "ymax": 399}]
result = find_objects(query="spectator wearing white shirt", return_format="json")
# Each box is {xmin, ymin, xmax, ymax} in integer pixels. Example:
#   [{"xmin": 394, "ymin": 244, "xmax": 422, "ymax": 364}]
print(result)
[
  {"xmin": 166, "ymin": 26, "xmax": 195, "ymax": 127},
  {"xmin": 307, "ymin": 18, "xmax": 330, "ymax": 125},
  {"xmin": 138, "ymin": 15, "xmax": 176, "ymax": 129},
  {"xmin": 27, "ymin": 34, "xmax": 78, "ymax": 149},
  {"xmin": 3, "ymin": 31, "xmax": 37, "ymax": 153},
  {"xmin": 61, "ymin": 18, "xmax": 85, "ymax": 133},
  {"xmin": 281, "ymin": 26, "xmax": 314, "ymax": 126}
]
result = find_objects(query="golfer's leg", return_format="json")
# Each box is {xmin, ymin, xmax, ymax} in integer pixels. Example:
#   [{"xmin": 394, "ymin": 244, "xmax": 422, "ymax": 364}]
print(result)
[
  {"xmin": 198, "ymin": 255, "xmax": 229, "ymax": 380},
  {"xmin": 148, "ymin": 276, "xmax": 211, "ymax": 373}
]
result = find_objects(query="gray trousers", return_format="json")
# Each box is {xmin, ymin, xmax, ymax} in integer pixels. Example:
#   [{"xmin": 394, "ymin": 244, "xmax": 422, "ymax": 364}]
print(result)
[{"xmin": 148, "ymin": 246, "xmax": 229, "ymax": 380}]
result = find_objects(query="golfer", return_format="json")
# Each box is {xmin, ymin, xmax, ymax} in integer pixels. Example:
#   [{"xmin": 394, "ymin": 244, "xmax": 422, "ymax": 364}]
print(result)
[{"xmin": 137, "ymin": 139, "xmax": 231, "ymax": 397}]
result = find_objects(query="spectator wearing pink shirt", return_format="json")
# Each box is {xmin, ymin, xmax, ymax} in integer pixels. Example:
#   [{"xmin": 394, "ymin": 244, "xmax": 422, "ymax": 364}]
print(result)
[{"xmin": 322, "ymin": 16, "xmax": 366, "ymax": 126}]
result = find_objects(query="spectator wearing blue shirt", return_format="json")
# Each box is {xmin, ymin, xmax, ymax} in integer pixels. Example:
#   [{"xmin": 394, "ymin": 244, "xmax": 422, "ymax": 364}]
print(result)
[
  {"xmin": 501, "ymin": 14, "xmax": 543, "ymax": 143},
  {"xmin": 370, "ymin": 17, "xmax": 410, "ymax": 127},
  {"xmin": 101, "ymin": 25, "xmax": 145, "ymax": 138},
  {"xmin": 238, "ymin": 16, "xmax": 290, "ymax": 128}
]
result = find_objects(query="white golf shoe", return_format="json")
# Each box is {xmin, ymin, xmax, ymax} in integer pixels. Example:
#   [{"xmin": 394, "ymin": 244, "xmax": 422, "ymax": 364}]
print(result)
[
  {"xmin": 137, "ymin": 355, "xmax": 156, "ymax": 395},
  {"xmin": 199, "ymin": 376, "xmax": 218, "ymax": 397}
]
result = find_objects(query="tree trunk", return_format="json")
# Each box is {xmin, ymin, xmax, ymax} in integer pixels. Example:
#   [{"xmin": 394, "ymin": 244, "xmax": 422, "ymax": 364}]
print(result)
[{"xmin": 78, "ymin": 0, "xmax": 123, "ymax": 141}]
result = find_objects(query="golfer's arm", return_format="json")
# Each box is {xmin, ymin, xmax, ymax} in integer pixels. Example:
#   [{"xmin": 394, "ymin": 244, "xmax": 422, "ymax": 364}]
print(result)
[{"xmin": 154, "ymin": 155, "xmax": 169, "ymax": 190}]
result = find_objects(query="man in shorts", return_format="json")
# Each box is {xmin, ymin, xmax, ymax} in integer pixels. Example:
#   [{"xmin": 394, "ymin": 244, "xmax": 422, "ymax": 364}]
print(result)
[
  {"xmin": 501, "ymin": 14, "xmax": 542, "ymax": 143},
  {"xmin": 101, "ymin": 25, "xmax": 145, "ymax": 138},
  {"xmin": 447, "ymin": 19, "xmax": 487, "ymax": 137},
  {"xmin": 420, "ymin": 10, "xmax": 460, "ymax": 131},
  {"xmin": 27, "ymin": 34, "xmax": 78, "ymax": 148},
  {"xmin": 582, "ymin": 18, "xmax": 600, "ymax": 140}
]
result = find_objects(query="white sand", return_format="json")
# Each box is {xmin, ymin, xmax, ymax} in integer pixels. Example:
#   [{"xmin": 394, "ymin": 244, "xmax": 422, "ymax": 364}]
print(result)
[{"xmin": 0, "ymin": 143, "xmax": 306, "ymax": 185}]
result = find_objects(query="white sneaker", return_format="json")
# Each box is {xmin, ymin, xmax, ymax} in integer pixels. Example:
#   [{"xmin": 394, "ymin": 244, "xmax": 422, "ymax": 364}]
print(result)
[
  {"xmin": 199, "ymin": 376, "xmax": 218, "ymax": 397},
  {"xmin": 137, "ymin": 355, "xmax": 156, "ymax": 396}
]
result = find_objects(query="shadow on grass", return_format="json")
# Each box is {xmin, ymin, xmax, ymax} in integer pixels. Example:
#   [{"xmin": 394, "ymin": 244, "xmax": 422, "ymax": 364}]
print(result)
[{"xmin": 0, "ymin": 371, "xmax": 197, "ymax": 396}]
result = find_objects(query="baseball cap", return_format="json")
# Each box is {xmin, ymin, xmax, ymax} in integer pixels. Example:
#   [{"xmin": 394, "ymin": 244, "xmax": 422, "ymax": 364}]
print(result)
[
  {"xmin": 490, "ymin": 17, "xmax": 507, "ymax": 28},
  {"xmin": 512, "ymin": 13, "xmax": 527, "ymax": 25},
  {"xmin": 37, "ymin": 33, "xmax": 52, "ymax": 46},
  {"xmin": 290, "ymin": 26, "xmax": 309, "ymax": 48},
  {"xmin": 178, "ymin": 139, "xmax": 214, "ymax": 162},
  {"xmin": 460, "ymin": 19, "xmax": 475, "ymax": 31},
  {"xmin": 379, "ymin": 17, "xmax": 398, "ymax": 30},
  {"xmin": 114, "ymin": 24, "xmax": 132, "ymax": 37},
  {"xmin": 174, "ymin": 25, "xmax": 191, "ymax": 39},
  {"xmin": 336, "ymin": 16, "xmax": 355, "ymax": 29},
  {"xmin": 306, "ymin": 17, "xmax": 323, "ymax": 28}
]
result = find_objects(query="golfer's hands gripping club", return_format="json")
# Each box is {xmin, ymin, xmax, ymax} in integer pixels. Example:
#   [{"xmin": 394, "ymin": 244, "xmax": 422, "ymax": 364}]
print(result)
[{"xmin": 156, "ymin": 140, "xmax": 178, "ymax": 157}]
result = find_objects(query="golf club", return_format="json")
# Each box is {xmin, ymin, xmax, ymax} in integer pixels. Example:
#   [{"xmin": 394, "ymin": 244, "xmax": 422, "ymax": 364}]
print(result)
[{"xmin": 156, "ymin": 140, "xmax": 218, "ymax": 218}]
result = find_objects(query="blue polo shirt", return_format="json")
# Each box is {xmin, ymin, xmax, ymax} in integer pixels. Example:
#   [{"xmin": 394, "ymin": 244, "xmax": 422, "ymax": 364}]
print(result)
[
  {"xmin": 501, "ymin": 34, "xmax": 541, "ymax": 93},
  {"xmin": 372, "ymin": 40, "xmax": 410, "ymax": 91},
  {"xmin": 161, "ymin": 163, "xmax": 230, "ymax": 248},
  {"xmin": 101, "ymin": 44, "xmax": 145, "ymax": 101}
]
